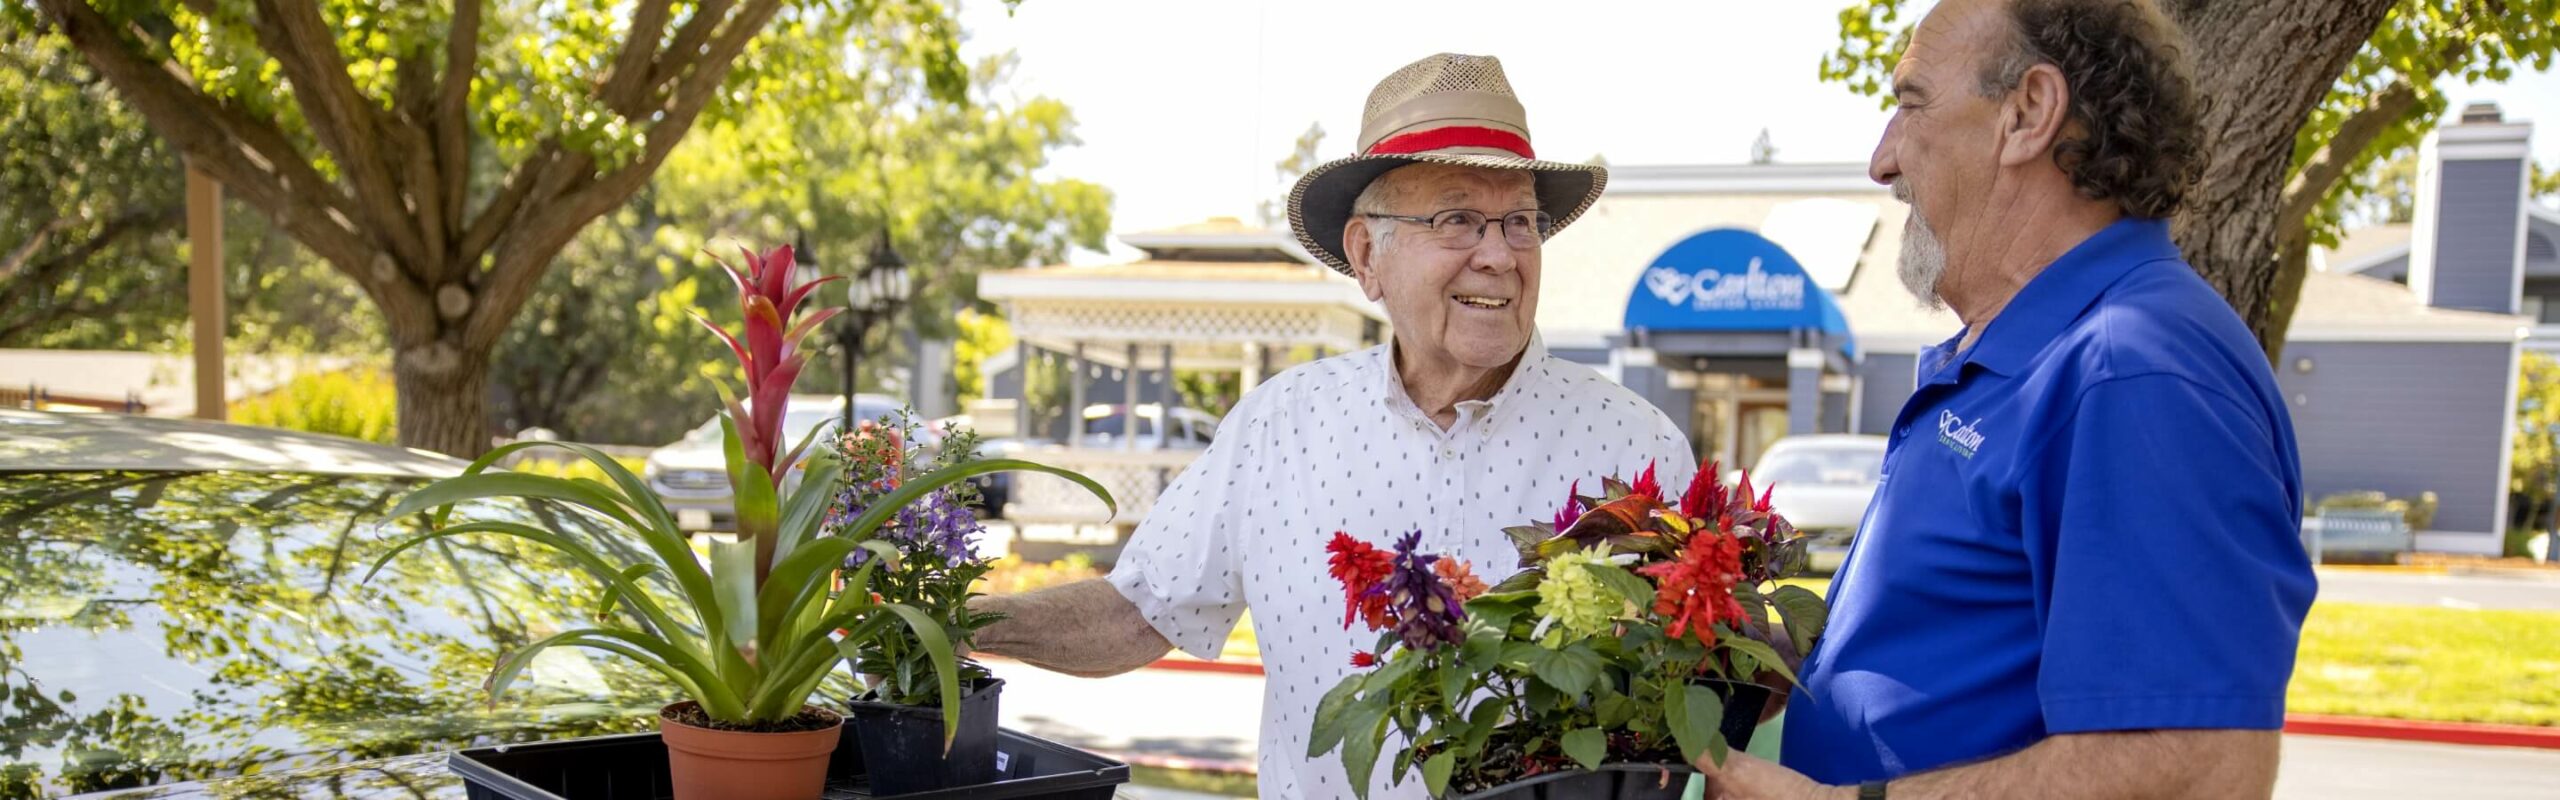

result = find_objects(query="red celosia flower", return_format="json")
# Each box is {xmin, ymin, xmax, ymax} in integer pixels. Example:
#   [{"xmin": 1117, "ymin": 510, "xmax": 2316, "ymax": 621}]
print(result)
[
  {"xmin": 1679, "ymin": 458, "xmax": 1725, "ymax": 522},
  {"xmin": 1325, "ymin": 532, "xmax": 1395, "ymax": 630},
  {"xmin": 1638, "ymin": 529, "xmax": 1748, "ymax": 646},
  {"xmin": 1350, "ymin": 651, "xmax": 1379, "ymax": 668},
  {"xmin": 1629, "ymin": 461, "xmax": 1663, "ymax": 502}
]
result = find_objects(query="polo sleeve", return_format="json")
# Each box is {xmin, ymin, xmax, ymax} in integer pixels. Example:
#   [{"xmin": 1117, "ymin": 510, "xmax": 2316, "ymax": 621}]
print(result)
[
  {"xmin": 1105, "ymin": 400, "xmax": 1266, "ymax": 661},
  {"xmin": 2025, "ymin": 373, "xmax": 2317, "ymax": 734}
]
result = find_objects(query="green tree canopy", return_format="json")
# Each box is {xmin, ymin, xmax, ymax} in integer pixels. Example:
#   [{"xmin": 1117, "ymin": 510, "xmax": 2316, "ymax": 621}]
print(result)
[
  {"xmin": 1822, "ymin": 0, "xmax": 2559, "ymax": 355},
  {"xmin": 17, "ymin": 0, "xmax": 983, "ymax": 456}
]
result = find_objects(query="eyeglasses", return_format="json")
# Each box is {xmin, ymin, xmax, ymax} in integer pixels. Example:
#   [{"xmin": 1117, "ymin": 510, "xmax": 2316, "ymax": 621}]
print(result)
[{"xmin": 1361, "ymin": 208, "xmax": 1554, "ymax": 250}]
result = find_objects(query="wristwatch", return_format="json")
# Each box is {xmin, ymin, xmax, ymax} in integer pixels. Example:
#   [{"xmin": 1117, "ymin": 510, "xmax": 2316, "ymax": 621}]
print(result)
[{"xmin": 1857, "ymin": 780, "xmax": 1888, "ymax": 799}]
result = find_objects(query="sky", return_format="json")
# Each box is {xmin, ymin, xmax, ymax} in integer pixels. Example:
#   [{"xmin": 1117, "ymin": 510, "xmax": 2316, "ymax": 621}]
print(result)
[{"xmin": 953, "ymin": 0, "xmax": 2560, "ymax": 264}]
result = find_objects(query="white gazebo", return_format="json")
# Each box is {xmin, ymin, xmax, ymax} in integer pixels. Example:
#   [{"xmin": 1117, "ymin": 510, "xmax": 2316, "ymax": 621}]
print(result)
[{"xmin": 975, "ymin": 218, "xmax": 1385, "ymax": 547}]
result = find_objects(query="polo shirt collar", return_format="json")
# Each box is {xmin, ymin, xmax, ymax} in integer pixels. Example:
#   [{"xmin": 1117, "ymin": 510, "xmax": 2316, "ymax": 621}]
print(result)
[
  {"xmin": 1963, "ymin": 217, "xmax": 2181, "ymax": 377},
  {"xmin": 1379, "ymin": 332, "xmax": 1549, "ymax": 428}
]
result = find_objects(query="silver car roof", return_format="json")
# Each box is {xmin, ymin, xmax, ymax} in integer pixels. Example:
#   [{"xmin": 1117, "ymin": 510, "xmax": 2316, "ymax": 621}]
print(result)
[{"xmin": 0, "ymin": 408, "xmax": 469, "ymax": 478}]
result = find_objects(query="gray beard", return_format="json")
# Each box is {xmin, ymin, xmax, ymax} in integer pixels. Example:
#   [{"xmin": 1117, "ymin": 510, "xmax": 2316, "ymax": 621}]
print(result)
[{"xmin": 1893, "ymin": 181, "xmax": 1948, "ymax": 311}]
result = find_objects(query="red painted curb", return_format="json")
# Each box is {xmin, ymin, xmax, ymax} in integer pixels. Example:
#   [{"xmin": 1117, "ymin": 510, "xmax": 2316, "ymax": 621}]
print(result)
[
  {"xmin": 2284, "ymin": 713, "xmax": 2560, "ymax": 750},
  {"xmin": 1137, "ymin": 657, "xmax": 1268, "ymax": 676},
  {"xmin": 1109, "ymin": 750, "xmax": 1260, "ymax": 775}
]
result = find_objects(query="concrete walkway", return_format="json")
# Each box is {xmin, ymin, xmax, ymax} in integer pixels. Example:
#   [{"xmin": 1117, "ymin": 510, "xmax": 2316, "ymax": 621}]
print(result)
[
  {"xmin": 992, "ymin": 659, "xmax": 2560, "ymax": 799},
  {"xmin": 2314, "ymin": 568, "xmax": 2560, "ymax": 611}
]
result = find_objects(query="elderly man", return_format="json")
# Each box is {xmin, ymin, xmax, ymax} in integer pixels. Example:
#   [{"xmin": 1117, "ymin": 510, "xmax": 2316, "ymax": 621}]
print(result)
[
  {"xmin": 974, "ymin": 53, "xmax": 1694, "ymax": 799},
  {"xmin": 1697, "ymin": 2, "xmax": 2317, "ymax": 799}
]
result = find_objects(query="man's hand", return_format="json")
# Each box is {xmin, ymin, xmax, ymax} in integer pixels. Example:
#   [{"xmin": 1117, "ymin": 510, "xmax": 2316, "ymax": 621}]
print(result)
[
  {"xmin": 1696, "ymin": 730, "xmax": 2279, "ymax": 800},
  {"xmin": 1695, "ymin": 752, "xmax": 1839, "ymax": 800},
  {"xmin": 970, "ymin": 577, "xmax": 1174, "ymax": 678}
]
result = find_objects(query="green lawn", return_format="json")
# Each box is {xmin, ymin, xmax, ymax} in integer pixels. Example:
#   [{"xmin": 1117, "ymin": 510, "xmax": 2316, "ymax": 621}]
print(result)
[{"xmin": 2292, "ymin": 601, "xmax": 2560, "ymax": 726}]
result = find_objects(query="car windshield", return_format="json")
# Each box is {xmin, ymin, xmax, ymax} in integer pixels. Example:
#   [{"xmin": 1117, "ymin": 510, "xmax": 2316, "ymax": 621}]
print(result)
[
  {"xmin": 0, "ymin": 469, "xmax": 852, "ymax": 799},
  {"xmin": 1754, "ymin": 443, "xmax": 1886, "ymax": 486}
]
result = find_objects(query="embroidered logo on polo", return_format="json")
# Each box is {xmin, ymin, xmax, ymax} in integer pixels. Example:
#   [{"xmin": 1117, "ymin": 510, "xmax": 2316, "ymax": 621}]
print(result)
[{"xmin": 1937, "ymin": 409, "xmax": 1986, "ymax": 459}]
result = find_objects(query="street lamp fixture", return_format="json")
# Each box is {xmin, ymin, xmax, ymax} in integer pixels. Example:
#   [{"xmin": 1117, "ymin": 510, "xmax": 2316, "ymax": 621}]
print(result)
[{"xmin": 836, "ymin": 233, "xmax": 914, "ymax": 434}]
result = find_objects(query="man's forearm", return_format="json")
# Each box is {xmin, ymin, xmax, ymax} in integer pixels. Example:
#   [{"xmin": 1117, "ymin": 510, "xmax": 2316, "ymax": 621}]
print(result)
[
  {"xmin": 971, "ymin": 577, "xmax": 1174, "ymax": 678},
  {"xmin": 1734, "ymin": 729, "xmax": 2279, "ymax": 800}
]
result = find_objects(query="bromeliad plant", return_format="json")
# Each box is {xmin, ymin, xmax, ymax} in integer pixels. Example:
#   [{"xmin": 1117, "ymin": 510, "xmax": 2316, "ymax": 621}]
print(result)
[
  {"xmin": 1309, "ymin": 461, "xmax": 1827, "ymax": 798},
  {"xmin": 367, "ymin": 244, "xmax": 1111, "ymax": 744}
]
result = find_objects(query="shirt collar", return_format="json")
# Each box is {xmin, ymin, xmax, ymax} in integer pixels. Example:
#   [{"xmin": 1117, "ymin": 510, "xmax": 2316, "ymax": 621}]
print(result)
[
  {"xmin": 1963, "ymin": 217, "xmax": 2181, "ymax": 377},
  {"xmin": 1378, "ymin": 332, "xmax": 1550, "ymax": 427}
]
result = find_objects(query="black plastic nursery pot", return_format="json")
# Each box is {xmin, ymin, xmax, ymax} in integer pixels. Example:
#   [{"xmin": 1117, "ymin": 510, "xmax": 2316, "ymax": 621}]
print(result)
[
  {"xmin": 843, "ymin": 676, "xmax": 1005, "ymax": 796},
  {"xmin": 1701, "ymin": 679, "xmax": 1774, "ymax": 753},
  {"xmin": 1449, "ymin": 764, "xmax": 1699, "ymax": 800},
  {"xmin": 448, "ymin": 722, "xmax": 1127, "ymax": 800}
]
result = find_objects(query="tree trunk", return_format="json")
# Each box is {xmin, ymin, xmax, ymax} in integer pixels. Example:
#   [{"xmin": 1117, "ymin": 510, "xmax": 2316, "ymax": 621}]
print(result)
[
  {"xmin": 2160, "ymin": 0, "xmax": 2397, "ymax": 356},
  {"xmin": 394, "ymin": 337, "xmax": 493, "ymax": 459}
]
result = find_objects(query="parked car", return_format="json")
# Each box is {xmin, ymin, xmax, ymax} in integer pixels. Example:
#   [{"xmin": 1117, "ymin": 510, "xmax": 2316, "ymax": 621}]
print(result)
[
  {"xmin": 643, "ymin": 393, "xmax": 925, "ymax": 531},
  {"xmin": 1076, "ymin": 403, "xmax": 1220, "ymax": 450},
  {"xmin": 1738, "ymin": 434, "xmax": 1889, "ymax": 545},
  {"xmin": 1, "ymin": 409, "xmax": 825, "ymax": 799}
]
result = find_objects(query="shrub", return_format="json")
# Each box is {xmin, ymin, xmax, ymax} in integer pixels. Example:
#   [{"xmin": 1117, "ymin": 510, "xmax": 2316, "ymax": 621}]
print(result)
[{"xmin": 229, "ymin": 367, "xmax": 397, "ymax": 443}]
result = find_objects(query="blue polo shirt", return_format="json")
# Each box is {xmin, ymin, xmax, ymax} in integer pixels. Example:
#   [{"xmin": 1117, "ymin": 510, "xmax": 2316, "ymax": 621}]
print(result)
[{"xmin": 1780, "ymin": 218, "xmax": 2318, "ymax": 784}]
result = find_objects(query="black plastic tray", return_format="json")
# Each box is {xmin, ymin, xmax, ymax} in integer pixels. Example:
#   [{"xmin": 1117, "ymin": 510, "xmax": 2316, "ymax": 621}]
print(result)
[{"xmin": 448, "ymin": 724, "xmax": 1129, "ymax": 800}]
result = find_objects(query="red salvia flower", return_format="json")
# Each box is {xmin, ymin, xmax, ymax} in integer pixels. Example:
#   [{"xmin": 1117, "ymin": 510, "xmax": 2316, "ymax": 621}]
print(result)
[
  {"xmin": 1350, "ymin": 651, "xmax": 1379, "ymax": 668},
  {"xmin": 1325, "ymin": 532, "xmax": 1395, "ymax": 630},
  {"xmin": 1638, "ymin": 529, "xmax": 1748, "ymax": 646}
]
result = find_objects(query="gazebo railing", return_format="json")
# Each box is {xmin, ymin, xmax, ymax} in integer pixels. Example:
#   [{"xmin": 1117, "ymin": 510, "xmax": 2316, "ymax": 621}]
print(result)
[{"xmin": 1001, "ymin": 446, "xmax": 1202, "ymax": 526}]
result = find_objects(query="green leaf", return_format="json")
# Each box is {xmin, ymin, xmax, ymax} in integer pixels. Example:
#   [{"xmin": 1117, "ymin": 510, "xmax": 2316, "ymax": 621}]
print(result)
[
  {"xmin": 1341, "ymin": 699, "xmax": 1392, "ymax": 800},
  {"xmin": 770, "ymin": 457, "xmax": 845, "ymax": 567},
  {"xmin": 1587, "ymin": 562, "xmax": 1659, "ymax": 610},
  {"xmin": 588, "ymin": 563, "xmax": 661, "ymax": 620},
  {"xmin": 1596, "ymin": 693, "xmax": 1638, "ymax": 728},
  {"xmin": 1666, "ymin": 682, "xmax": 1725, "ymax": 766},
  {"xmin": 1770, "ymin": 584, "xmax": 1830, "ymax": 656},
  {"xmin": 1307, "ymin": 674, "xmax": 1366, "ymax": 758},
  {"xmin": 1438, "ymin": 661, "xmax": 1467, "ymax": 713},
  {"xmin": 1561, "ymin": 727, "xmax": 1606, "ymax": 772},
  {"xmin": 876, "ymin": 602, "xmax": 965, "ymax": 749},
  {"xmin": 1423, "ymin": 750, "xmax": 1456, "ymax": 797},
  {"xmin": 1524, "ymin": 644, "xmax": 1603, "ymax": 696},
  {"xmin": 709, "ymin": 538, "xmax": 761, "ymax": 660},
  {"xmin": 1720, "ymin": 635, "xmax": 1798, "ymax": 686}
]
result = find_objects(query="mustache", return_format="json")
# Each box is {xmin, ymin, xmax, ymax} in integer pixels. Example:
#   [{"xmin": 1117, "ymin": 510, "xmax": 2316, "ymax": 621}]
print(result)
[{"xmin": 1891, "ymin": 178, "xmax": 1916, "ymax": 205}]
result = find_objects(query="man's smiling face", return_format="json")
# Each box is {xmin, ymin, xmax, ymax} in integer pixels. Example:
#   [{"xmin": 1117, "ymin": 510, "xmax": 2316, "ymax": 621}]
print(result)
[{"xmin": 1343, "ymin": 163, "xmax": 1544, "ymax": 372}]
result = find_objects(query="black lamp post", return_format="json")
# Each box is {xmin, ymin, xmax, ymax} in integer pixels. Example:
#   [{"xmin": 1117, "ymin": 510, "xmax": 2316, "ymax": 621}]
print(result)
[{"xmin": 835, "ymin": 233, "xmax": 913, "ymax": 434}]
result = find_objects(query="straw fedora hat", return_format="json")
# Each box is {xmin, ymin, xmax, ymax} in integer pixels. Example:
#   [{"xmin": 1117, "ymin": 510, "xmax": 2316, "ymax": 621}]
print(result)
[{"xmin": 1289, "ymin": 53, "xmax": 1607, "ymax": 276}]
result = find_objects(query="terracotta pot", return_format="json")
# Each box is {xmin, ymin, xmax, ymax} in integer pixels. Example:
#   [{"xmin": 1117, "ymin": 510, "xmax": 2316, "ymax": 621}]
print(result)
[{"xmin": 657, "ymin": 701, "xmax": 843, "ymax": 800}]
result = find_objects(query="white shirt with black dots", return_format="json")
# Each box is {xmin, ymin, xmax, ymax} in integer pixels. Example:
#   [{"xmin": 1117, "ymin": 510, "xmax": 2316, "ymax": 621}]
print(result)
[{"xmin": 1108, "ymin": 335, "xmax": 1698, "ymax": 800}]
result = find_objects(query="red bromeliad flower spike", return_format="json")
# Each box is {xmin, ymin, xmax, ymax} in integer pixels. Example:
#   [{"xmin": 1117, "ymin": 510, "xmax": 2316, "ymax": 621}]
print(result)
[{"xmin": 693, "ymin": 244, "xmax": 843, "ymax": 489}]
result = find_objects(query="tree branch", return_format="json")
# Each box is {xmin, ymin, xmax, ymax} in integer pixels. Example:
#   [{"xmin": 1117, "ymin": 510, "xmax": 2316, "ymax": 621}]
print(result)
[
  {"xmin": 0, "ymin": 216, "xmax": 74, "ymax": 282},
  {"xmin": 462, "ymin": 0, "xmax": 782, "ymax": 350},
  {"xmin": 438, "ymin": 0, "xmax": 483, "ymax": 249},
  {"xmin": 242, "ymin": 0, "xmax": 428, "ymax": 272},
  {"xmin": 2277, "ymin": 80, "xmax": 2421, "ymax": 242},
  {"xmin": 31, "ymin": 0, "xmax": 424, "ymax": 336},
  {"xmin": 600, "ymin": 0, "xmax": 679, "ymax": 115},
  {"xmin": 646, "ymin": 0, "xmax": 737, "ymax": 94}
]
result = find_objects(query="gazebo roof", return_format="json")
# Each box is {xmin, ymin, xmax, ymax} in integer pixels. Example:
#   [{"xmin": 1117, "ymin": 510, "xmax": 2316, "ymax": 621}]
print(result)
[{"xmin": 978, "ymin": 219, "xmax": 1386, "ymax": 362}]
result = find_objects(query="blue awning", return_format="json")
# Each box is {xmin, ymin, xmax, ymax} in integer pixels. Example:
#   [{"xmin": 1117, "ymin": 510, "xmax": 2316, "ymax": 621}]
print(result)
[{"xmin": 1622, "ymin": 228, "xmax": 1855, "ymax": 358}]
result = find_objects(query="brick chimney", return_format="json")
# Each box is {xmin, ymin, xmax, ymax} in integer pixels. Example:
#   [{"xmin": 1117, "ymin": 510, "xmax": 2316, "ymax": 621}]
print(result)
[{"xmin": 2408, "ymin": 102, "xmax": 2534, "ymax": 315}]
